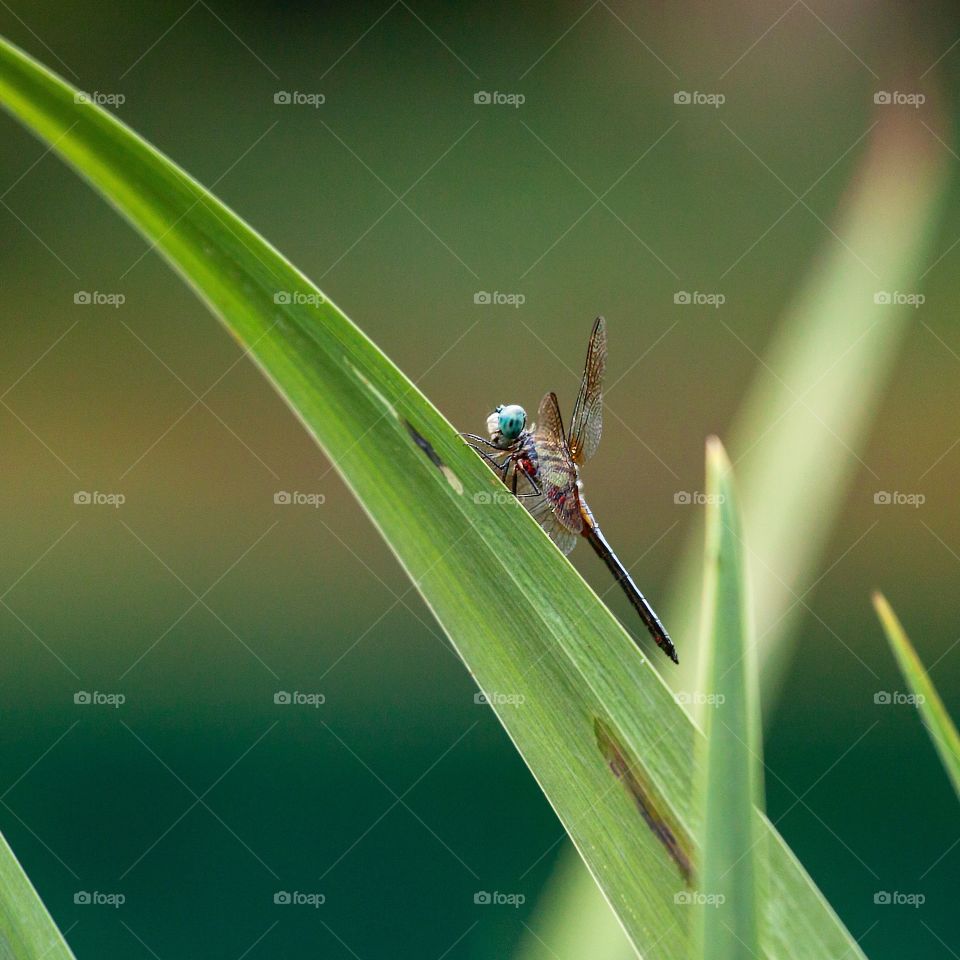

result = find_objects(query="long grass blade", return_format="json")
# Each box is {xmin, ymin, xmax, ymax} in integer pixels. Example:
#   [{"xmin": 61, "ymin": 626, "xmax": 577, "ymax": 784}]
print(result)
[
  {"xmin": 0, "ymin": 36, "xmax": 869, "ymax": 960},
  {"xmin": 668, "ymin": 112, "xmax": 948, "ymax": 697},
  {"xmin": 697, "ymin": 438, "xmax": 763, "ymax": 960},
  {"xmin": 873, "ymin": 592, "xmax": 960, "ymax": 799},
  {"xmin": 514, "ymin": 105, "xmax": 948, "ymax": 960},
  {"xmin": 0, "ymin": 833, "xmax": 74, "ymax": 960}
]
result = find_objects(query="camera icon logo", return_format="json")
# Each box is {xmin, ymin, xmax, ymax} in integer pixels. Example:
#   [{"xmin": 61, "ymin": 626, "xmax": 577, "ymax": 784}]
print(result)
[
  {"xmin": 874, "ymin": 691, "xmax": 892, "ymax": 704},
  {"xmin": 274, "ymin": 91, "xmax": 292, "ymax": 104},
  {"xmin": 473, "ymin": 291, "xmax": 491, "ymax": 304},
  {"xmin": 73, "ymin": 291, "xmax": 92, "ymax": 305},
  {"xmin": 473, "ymin": 91, "xmax": 491, "ymax": 104},
  {"xmin": 874, "ymin": 91, "xmax": 892, "ymax": 105},
  {"xmin": 474, "ymin": 891, "xmax": 491, "ymax": 904},
  {"xmin": 274, "ymin": 891, "xmax": 291, "ymax": 904},
  {"xmin": 674, "ymin": 91, "xmax": 691, "ymax": 104},
  {"xmin": 74, "ymin": 691, "xmax": 91, "ymax": 704},
  {"xmin": 274, "ymin": 691, "xmax": 292, "ymax": 705},
  {"xmin": 74, "ymin": 891, "xmax": 91, "ymax": 904},
  {"xmin": 674, "ymin": 491, "xmax": 691, "ymax": 504},
  {"xmin": 274, "ymin": 491, "xmax": 291, "ymax": 505},
  {"xmin": 273, "ymin": 291, "xmax": 292, "ymax": 305},
  {"xmin": 873, "ymin": 491, "xmax": 891, "ymax": 505},
  {"xmin": 73, "ymin": 491, "xmax": 92, "ymax": 505},
  {"xmin": 673, "ymin": 291, "xmax": 691, "ymax": 304},
  {"xmin": 873, "ymin": 291, "xmax": 892, "ymax": 304},
  {"xmin": 874, "ymin": 891, "xmax": 891, "ymax": 904}
]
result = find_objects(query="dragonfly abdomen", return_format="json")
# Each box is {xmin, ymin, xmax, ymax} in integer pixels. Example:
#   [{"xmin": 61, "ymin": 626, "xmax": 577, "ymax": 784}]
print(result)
[{"xmin": 580, "ymin": 499, "xmax": 679, "ymax": 664}]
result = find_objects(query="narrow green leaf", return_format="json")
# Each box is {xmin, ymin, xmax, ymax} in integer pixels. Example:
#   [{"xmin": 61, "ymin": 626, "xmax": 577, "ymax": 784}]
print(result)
[
  {"xmin": 873, "ymin": 592, "xmax": 960, "ymax": 799},
  {"xmin": 0, "ymin": 37, "xmax": 868, "ymax": 960},
  {"xmin": 668, "ymin": 114, "xmax": 948, "ymax": 698},
  {"xmin": 0, "ymin": 833, "xmax": 75, "ymax": 960},
  {"xmin": 527, "ymin": 112, "xmax": 948, "ymax": 960},
  {"xmin": 698, "ymin": 438, "xmax": 763, "ymax": 960},
  {"xmin": 512, "ymin": 852, "xmax": 636, "ymax": 960}
]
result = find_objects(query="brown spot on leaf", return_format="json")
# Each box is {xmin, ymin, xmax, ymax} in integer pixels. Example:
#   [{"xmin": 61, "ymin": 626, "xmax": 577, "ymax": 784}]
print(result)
[
  {"xmin": 404, "ymin": 419, "xmax": 463, "ymax": 495},
  {"xmin": 594, "ymin": 717, "xmax": 693, "ymax": 884}
]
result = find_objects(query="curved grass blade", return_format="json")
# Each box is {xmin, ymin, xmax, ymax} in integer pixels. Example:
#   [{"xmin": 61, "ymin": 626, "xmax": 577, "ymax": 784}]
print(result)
[
  {"xmin": 698, "ymin": 438, "xmax": 763, "ymax": 960},
  {"xmin": 0, "ymin": 36, "xmax": 868, "ymax": 960},
  {"xmin": 512, "ymin": 852, "xmax": 635, "ymax": 960},
  {"xmin": 0, "ymin": 833, "xmax": 75, "ymax": 960},
  {"xmin": 873, "ymin": 592, "xmax": 960, "ymax": 799},
  {"xmin": 668, "ymin": 111, "xmax": 948, "ymax": 697},
  {"xmin": 513, "ymin": 110, "xmax": 950, "ymax": 960}
]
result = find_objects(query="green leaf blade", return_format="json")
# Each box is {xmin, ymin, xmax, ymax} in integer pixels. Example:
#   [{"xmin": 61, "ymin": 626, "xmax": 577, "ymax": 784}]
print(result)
[
  {"xmin": 0, "ymin": 36, "xmax": 868, "ymax": 960},
  {"xmin": 873, "ymin": 592, "xmax": 960, "ymax": 799},
  {"xmin": 0, "ymin": 834, "xmax": 75, "ymax": 960},
  {"xmin": 698, "ymin": 439, "xmax": 764, "ymax": 960},
  {"xmin": 668, "ymin": 115, "xmax": 948, "ymax": 698}
]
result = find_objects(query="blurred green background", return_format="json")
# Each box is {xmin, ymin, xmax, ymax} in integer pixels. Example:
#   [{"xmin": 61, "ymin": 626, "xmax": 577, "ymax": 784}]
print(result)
[{"xmin": 1, "ymin": 1, "xmax": 959, "ymax": 957}]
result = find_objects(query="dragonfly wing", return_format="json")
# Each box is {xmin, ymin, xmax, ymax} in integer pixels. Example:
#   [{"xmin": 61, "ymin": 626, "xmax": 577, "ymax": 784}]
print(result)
[
  {"xmin": 534, "ymin": 392, "xmax": 583, "ymax": 535},
  {"xmin": 568, "ymin": 316, "xmax": 606, "ymax": 465},
  {"xmin": 526, "ymin": 496, "xmax": 579, "ymax": 555}
]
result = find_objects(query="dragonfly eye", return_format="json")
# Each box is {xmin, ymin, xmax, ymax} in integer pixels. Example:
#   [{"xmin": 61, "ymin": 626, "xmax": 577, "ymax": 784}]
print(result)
[{"xmin": 497, "ymin": 404, "xmax": 526, "ymax": 441}]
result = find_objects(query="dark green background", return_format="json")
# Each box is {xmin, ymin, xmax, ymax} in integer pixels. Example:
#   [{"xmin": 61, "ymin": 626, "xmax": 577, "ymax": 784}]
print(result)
[{"xmin": 1, "ymin": 2, "xmax": 958, "ymax": 957}]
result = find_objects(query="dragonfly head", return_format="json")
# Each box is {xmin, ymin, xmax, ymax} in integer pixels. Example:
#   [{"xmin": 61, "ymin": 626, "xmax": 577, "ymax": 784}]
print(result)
[{"xmin": 488, "ymin": 404, "xmax": 526, "ymax": 442}]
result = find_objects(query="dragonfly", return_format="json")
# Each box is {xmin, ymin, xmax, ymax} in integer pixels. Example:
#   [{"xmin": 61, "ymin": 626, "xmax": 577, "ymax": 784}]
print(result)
[{"xmin": 461, "ymin": 317, "xmax": 678, "ymax": 664}]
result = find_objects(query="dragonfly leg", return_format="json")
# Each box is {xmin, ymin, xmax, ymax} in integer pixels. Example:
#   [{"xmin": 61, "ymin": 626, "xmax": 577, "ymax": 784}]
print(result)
[
  {"xmin": 463, "ymin": 435, "xmax": 541, "ymax": 500},
  {"xmin": 459, "ymin": 433, "xmax": 503, "ymax": 450},
  {"xmin": 464, "ymin": 442, "xmax": 512, "ymax": 476},
  {"xmin": 513, "ymin": 470, "xmax": 543, "ymax": 499}
]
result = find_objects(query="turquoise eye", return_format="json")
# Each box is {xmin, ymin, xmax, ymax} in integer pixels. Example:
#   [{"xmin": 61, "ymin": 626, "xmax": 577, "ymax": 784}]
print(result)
[{"xmin": 497, "ymin": 404, "xmax": 526, "ymax": 440}]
